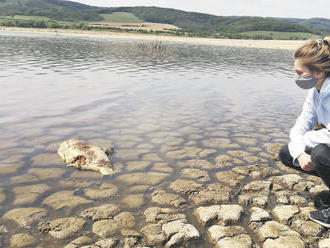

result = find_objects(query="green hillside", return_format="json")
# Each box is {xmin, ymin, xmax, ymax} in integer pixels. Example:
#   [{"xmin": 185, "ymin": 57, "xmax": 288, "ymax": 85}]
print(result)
[
  {"xmin": 272, "ymin": 17, "xmax": 330, "ymax": 33},
  {"xmin": 127, "ymin": 7, "xmax": 315, "ymax": 34},
  {"xmin": 0, "ymin": 0, "xmax": 329, "ymax": 39},
  {"xmin": 0, "ymin": 0, "xmax": 102, "ymax": 21},
  {"xmin": 238, "ymin": 31, "xmax": 317, "ymax": 40}
]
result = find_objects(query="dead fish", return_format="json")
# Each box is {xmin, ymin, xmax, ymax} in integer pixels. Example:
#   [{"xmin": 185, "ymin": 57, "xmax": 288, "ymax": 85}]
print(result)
[{"xmin": 58, "ymin": 138, "xmax": 114, "ymax": 175}]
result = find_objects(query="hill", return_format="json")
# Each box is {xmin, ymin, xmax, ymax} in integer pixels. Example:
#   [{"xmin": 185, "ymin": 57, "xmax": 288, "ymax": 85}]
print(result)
[
  {"xmin": 0, "ymin": 0, "xmax": 329, "ymax": 39},
  {"xmin": 0, "ymin": 0, "xmax": 102, "ymax": 21},
  {"xmin": 272, "ymin": 17, "xmax": 330, "ymax": 33},
  {"xmin": 124, "ymin": 7, "xmax": 314, "ymax": 33}
]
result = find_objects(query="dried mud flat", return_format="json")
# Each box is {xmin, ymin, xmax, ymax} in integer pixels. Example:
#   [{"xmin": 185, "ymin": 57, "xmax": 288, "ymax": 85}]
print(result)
[{"xmin": 1, "ymin": 119, "xmax": 330, "ymax": 248}]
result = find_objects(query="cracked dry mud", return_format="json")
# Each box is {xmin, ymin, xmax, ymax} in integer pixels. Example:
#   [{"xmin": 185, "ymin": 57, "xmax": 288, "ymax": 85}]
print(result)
[{"xmin": 2, "ymin": 122, "xmax": 330, "ymax": 248}]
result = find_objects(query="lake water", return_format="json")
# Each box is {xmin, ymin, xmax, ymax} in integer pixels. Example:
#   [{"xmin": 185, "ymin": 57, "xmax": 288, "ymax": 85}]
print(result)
[{"xmin": 0, "ymin": 33, "xmax": 308, "ymax": 247}]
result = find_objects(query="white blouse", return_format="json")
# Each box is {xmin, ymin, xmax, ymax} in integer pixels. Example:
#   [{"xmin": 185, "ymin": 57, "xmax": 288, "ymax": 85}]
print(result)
[{"xmin": 288, "ymin": 77, "xmax": 330, "ymax": 164}]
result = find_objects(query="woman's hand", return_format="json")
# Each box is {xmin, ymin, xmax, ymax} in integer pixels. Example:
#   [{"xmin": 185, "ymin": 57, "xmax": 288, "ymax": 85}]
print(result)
[{"xmin": 298, "ymin": 153, "xmax": 314, "ymax": 171}]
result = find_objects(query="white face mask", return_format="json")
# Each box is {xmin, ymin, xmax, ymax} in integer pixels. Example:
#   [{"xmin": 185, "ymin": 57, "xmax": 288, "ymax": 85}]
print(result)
[{"xmin": 295, "ymin": 75, "xmax": 319, "ymax": 89}]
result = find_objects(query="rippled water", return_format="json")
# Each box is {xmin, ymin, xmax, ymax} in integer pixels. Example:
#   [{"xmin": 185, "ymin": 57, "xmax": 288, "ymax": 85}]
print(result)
[{"xmin": 0, "ymin": 33, "xmax": 308, "ymax": 247}]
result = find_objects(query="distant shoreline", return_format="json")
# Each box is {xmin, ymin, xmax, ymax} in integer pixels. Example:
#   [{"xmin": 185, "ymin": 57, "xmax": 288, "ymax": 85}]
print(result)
[{"xmin": 0, "ymin": 26, "xmax": 305, "ymax": 50}]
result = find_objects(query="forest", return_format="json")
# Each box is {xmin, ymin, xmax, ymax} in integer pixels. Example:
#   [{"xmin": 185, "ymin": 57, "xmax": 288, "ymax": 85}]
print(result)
[{"xmin": 0, "ymin": 0, "xmax": 329, "ymax": 39}]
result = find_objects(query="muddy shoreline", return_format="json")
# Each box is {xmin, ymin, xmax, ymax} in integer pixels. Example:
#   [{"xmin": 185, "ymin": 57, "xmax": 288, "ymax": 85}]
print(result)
[
  {"xmin": 1, "ymin": 126, "xmax": 329, "ymax": 247},
  {"xmin": 0, "ymin": 34, "xmax": 325, "ymax": 248},
  {"xmin": 0, "ymin": 26, "xmax": 305, "ymax": 50}
]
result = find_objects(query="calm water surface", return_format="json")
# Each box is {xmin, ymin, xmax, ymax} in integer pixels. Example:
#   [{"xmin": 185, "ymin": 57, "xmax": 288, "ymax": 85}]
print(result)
[{"xmin": 0, "ymin": 33, "xmax": 307, "ymax": 247}]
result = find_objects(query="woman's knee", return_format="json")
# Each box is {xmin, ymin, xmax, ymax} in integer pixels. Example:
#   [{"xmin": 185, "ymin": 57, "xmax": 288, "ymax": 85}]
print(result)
[
  {"xmin": 311, "ymin": 144, "xmax": 330, "ymax": 169},
  {"xmin": 279, "ymin": 144, "xmax": 293, "ymax": 166}
]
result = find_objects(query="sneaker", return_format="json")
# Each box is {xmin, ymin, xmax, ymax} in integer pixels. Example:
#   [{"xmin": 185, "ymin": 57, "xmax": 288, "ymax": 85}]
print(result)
[
  {"xmin": 315, "ymin": 191, "xmax": 330, "ymax": 209},
  {"xmin": 309, "ymin": 208, "xmax": 330, "ymax": 228}
]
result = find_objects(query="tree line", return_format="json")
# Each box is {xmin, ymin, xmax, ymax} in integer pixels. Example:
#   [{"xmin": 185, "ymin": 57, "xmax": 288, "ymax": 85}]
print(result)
[{"xmin": 0, "ymin": 0, "xmax": 329, "ymax": 37}]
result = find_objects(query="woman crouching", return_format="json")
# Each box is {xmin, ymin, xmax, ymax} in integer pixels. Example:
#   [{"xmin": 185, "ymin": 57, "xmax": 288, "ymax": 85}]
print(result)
[{"xmin": 279, "ymin": 37, "xmax": 330, "ymax": 227}]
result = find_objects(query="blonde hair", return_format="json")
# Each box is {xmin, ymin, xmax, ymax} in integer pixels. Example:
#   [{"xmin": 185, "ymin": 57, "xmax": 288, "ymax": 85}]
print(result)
[{"xmin": 294, "ymin": 36, "xmax": 330, "ymax": 77}]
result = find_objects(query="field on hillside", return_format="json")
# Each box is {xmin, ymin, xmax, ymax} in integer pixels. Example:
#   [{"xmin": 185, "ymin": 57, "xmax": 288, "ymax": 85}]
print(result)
[
  {"xmin": 88, "ymin": 22, "xmax": 179, "ymax": 32},
  {"xmin": 238, "ymin": 31, "xmax": 318, "ymax": 40},
  {"xmin": 90, "ymin": 13, "xmax": 178, "ymax": 32},
  {"xmin": 99, "ymin": 12, "xmax": 143, "ymax": 23}
]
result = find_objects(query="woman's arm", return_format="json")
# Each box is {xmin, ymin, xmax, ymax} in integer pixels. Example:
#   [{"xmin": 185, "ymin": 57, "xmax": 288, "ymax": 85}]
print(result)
[
  {"xmin": 288, "ymin": 90, "xmax": 318, "ymax": 162},
  {"xmin": 303, "ymin": 89, "xmax": 330, "ymax": 147},
  {"xmin": 304, "ymin": 129, "xmax": 330, "ymax": 148}
]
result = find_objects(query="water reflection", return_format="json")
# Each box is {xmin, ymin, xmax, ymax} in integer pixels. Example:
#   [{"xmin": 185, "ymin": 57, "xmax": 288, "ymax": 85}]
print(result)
[
  {"xmin": 0, "ymin": 34, "xmax": 294, "ymax": 77},
  {"xmin": 0, "ymin": 33, "xmax": 309, "ymax": 247}
]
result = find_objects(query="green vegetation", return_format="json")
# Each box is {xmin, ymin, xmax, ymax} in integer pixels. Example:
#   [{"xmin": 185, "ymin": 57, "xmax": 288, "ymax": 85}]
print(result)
[
  {"xmin": 271, "ymin": 17, "xmax": 330, "ymax": 33},
  {"xmin": 0, "ymin": 0, "xmax": 102, "ymax": 21},
  {"xmin": 128, "ymin": 7, "xmax": 315, "ymax": 34},
  {"xmin": 99, "ymin": 12, "xmax": 143, "ymax": 23},
  {"xmin": 0, "ymin": 14, "xmax": 87, "ymax": 29},
  {"xmin": 1, "ymin": 15, "xmax": 51, "ymax": 21},
  {"xmin": 0, "ymin": 0, "xmax": 329, "ymax": 39},
  {"xmin": 238, "ymin": 31, "xmax": 318, "ymax": 40}
]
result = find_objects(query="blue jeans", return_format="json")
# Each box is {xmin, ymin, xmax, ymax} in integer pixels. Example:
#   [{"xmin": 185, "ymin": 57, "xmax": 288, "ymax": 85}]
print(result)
[{"xmin": 279, "ymin": 144, "xmax": 330, "ymax": 189}]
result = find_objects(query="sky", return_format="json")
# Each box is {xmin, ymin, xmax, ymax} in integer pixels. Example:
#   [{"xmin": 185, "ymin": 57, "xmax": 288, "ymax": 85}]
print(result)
[{"xmin": 72, "ymin": 0, "xmax": 330, "ymax": 19}]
